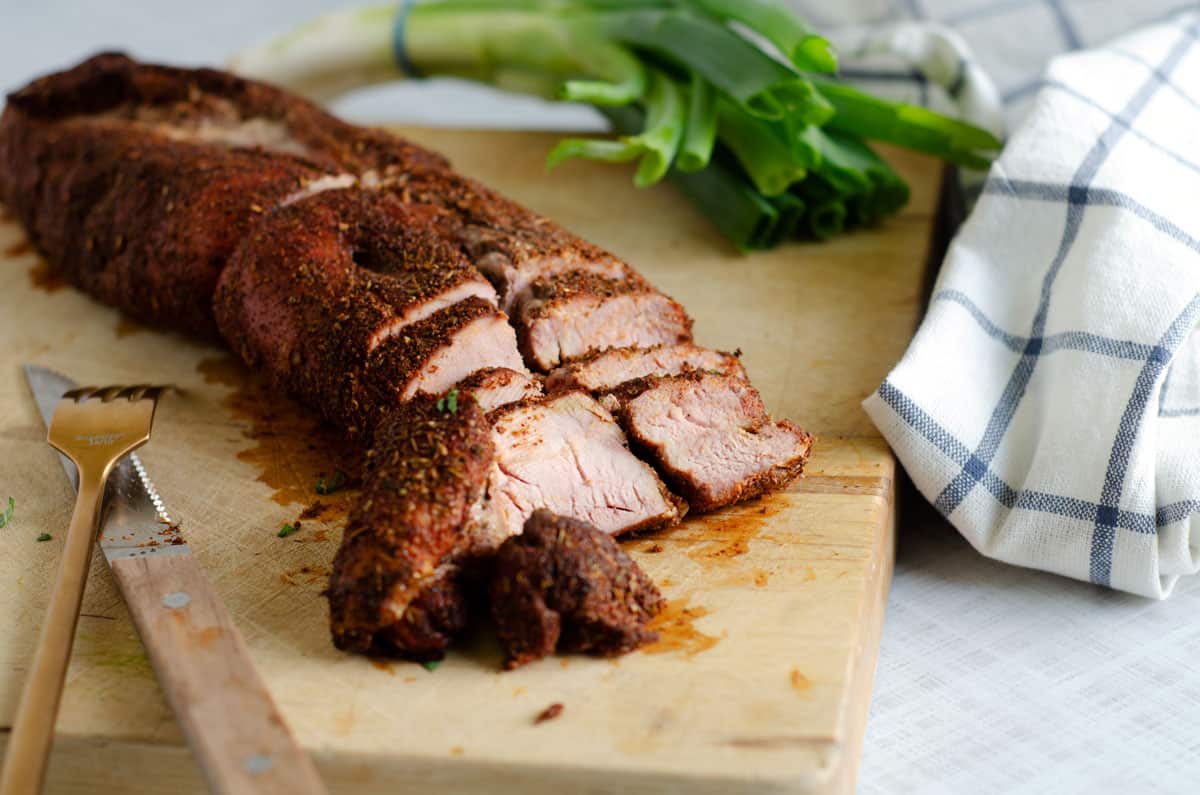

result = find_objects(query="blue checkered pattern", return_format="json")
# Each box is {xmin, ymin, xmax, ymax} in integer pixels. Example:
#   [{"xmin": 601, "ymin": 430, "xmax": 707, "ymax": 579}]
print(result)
[
  {"xmin": 789, "ymin": 0, "xmax": 1199, "ymax": 135},
  {"xmin": 857, "ymin": 11, "xmax": 1200, "ymax": 596}
]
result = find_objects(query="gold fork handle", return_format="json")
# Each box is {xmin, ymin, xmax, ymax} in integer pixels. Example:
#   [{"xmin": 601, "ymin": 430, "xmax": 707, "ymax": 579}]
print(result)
[{"xmin": 0, "ymin": 465, "xmax": 108, "ymax": 795}]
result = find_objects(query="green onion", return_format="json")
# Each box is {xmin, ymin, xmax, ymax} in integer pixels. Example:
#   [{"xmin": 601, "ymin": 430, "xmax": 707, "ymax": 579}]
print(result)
[
  {"xmin": 676, "ymin": 73, "xmax": 717, "ymax": 173},
  {"xmin": 278, "ymin": 523, "xmax": 300, "ymax": 538},
  {"xmin": 0, "ymin": 496, "xmax": 12, "ymax": 528},
  {"xmin": 230, "ymin": 1, "xmax": 1003, "ymax": 249},
  {"xmin": 687, "ymin": 0, "xmax": 837, "ymax": 73},
  {"xmin": 550, "ymin": 69, "xmax": 684, "ymax": 186},
  {"xmin": 36, "ymin": 532, "xmax": 51, "ymax": 543}
]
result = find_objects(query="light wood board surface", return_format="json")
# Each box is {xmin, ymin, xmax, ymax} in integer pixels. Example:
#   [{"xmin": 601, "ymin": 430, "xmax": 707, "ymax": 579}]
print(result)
[{"xmin": 0, "ymin": 128, "xmax": 939, "ymax": 793}]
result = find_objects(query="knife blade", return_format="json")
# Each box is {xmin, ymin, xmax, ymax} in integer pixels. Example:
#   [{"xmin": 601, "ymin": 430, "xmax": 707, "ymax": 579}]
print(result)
[
  {"xmin": 23, "ymin": 364, "xmax": 327, "ymax": 794},
  {"xmin": 24, "ymin": 364, "xmax": 190, "ymax": 560}
]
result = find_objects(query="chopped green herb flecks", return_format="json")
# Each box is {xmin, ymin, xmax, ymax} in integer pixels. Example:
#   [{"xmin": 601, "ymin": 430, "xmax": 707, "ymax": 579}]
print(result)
[
  {"xmin": 421, "ymin": 659, "xmax": 441, "ymax": 672},
  {"xmin": 437, "ymin": 389, "xmax": 460, "ymax": 414},
  {"xmin": 278, "ymin": 523, "xmax": 300, "ymax": 538},
  {"xmin": 315, "ymin": 470, "xmax": 347, "ymax": 495},
  {"xmin": 0, "ymin": 496, "xmax": 12, "ymax": 528},
  {"xmin": 36, "ymin": 532, "xmax": 51, "ymax": 542}
]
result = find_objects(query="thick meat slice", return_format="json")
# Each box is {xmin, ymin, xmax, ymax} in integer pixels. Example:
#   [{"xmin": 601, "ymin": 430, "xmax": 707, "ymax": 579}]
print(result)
[
  {"xmin": 391, "ymin": 169, "xmax": 634, "ymax": 314},
  {"xmin": 604, "ymin": 373, "xmax": 814, "ymax": 512},
  {"xmin": 485, "ymin": 392, "xmax": 684, "ymax": 548},
  {"xmin": 453, "ymin": 368, "xmax": 543, "ymax": 413},
  {"xmin": 362, "ymin": 298, "xmax": 527, "ymax": 409},
  {"xmin": 328, "ymin": 397, "xmax": 493, "ymax": 660},
  {"xmin": 517, "ymin": 271, "xmax": 694, "ymax": 371},
  {"xmin": 215, "ymin": 189, "xmax": 522, "ymax": 436},
  {"xmin": 491, "ymin": 510, "xmax": 664, "ymax": 669},
  {"xmin": 546, "ymin": 343, "xmax": 747, "ymax": 394}
]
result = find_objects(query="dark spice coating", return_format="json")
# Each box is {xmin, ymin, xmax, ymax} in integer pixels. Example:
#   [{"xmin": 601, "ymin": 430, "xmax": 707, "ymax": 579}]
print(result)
[
  {"xmin": 0, "ymin": 53, "xmax": 449, "ymax": 337},
  {"xmin": 214, "ymin": 188, "xmax": 498, "ymax": 437},
  {"xmin": 603, "ymin": 372, "xmax": 814, "ymax": 512},
  {"xmin": 382, "ymin": 169, "xmax": 626, "ymax": 306},
  {"xmin": 3, "ymin": 52, "xmax": 445, "ymax": 174},
  {"xmin": 0, "ymin": 111, "xmax": 325, "ymax": 337},
  {"xmin": 490, "ymin": 510, "xmax": 664, "ymax": 669},
  {"xmin": 328, "ymin": 396, "xmax": 493, "ymax": 659}
]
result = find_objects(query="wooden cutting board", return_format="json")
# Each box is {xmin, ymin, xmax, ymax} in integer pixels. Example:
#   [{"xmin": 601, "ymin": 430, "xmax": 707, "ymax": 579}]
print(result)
[{"xmin": 0, "ymin": 128, "xmax": 940, "ymax": 794}]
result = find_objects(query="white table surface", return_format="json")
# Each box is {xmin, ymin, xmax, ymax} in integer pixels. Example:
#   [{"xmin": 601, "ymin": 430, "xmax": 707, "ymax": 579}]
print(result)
[{"xmin": 4, "ymin": 3, "xmax": 1199, "ymax": 793}]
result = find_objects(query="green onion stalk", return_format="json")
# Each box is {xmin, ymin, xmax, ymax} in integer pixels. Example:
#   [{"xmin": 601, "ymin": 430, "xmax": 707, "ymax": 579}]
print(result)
[{"xmin": 230, "ymin": 0, "xmax": 1001, "ymax": 250}]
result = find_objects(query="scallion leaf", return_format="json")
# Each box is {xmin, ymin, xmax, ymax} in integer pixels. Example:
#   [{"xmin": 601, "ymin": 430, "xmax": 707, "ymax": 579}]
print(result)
[
  {"xmin": 315, "ymin": 470, "xmax": 347, "ymax": 495},
  {"xmin": 0, "ymin": 496, "xmax": 12, "ymax": 529}
]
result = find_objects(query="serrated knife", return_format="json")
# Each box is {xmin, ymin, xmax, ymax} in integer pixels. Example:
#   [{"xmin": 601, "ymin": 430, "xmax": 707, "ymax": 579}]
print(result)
[{"xmin": 22, "ymin": 365, "xmax": 326, "ymax": 795}]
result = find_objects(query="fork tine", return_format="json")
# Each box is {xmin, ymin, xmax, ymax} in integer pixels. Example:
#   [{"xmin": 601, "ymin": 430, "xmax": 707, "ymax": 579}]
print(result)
[
  {"xmin": 96, "ymin": 386, "xmax": 127, "ymax": 403},
  {"xmin": 63, "ymin": 386, "xmax": 99, "ymax": 401},
  {"xmin": 140, "ymin": 385, "xmax": 168, "ymax": 403},
  {"xmin": 118, "ymin": 384, "xmax": 153, "ymax": 401}
]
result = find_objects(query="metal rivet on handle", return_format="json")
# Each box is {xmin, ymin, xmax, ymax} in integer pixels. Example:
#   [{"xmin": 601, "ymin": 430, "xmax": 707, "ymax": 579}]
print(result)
[{"xmin": 161, "ymin": 591, "xmax": 191, "ymax": 609}]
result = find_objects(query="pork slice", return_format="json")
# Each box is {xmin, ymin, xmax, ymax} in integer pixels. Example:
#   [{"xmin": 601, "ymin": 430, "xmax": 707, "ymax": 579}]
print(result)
[
  {"xmin": 360, "ymin": 298, "xmax": 528, "ymax": 432},
  {"xmin": 545, "ymin": 343, "xmax": 747, "ymax": 394},
  {"xmin": 452, "ymin": 368, "xmax": 544, "ymax": 413},
  {"xmin": 484, "ymin": 392, "xmax": 684, "ymax": 549},
  {"xmin": 607, "ymin": 372, "xmax": 814, "ymax": 512},
  {"xmin": 215, "ymin": 189, "xmax": 512, "ymax": 437},
  {"xmin": 328, "ymin": 397, "xmax": 493, "ymax": 660},
  {"xmin": 387, "ymin": 169, "xmax": 635, "ymax": 313},
  {"xmin": 518, "ymin": 271, "xmax": 694, "ymax": 371},
  {"xmin": 491, "ymin": 510, "xmax": 664, "ymax": 669}
]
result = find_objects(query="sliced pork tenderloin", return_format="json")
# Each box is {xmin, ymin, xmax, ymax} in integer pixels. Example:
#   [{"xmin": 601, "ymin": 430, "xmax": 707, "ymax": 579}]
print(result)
[
  {"xmin": 483, "ymin": 391, "xmax": 685, "ymax": 551},
  {"xmin": 328, "ymin": 396, "xmax": 493, "ymax": 660},
  {"xmin": 214, "ymin": 188, "xmax": 525, "ymax": 437},
  {"xmin": 545, "ymin": 343, "xmax": 747, "ymax": 394},
  {"xmin": 452, "ymin": 368, "xmax": 544, "ymax": 413},
  {"xmin": 516, "ymin": 271, "xmax": 694, "ymax": 371},
  {"xmin": 603, "ymin": 372, "xmax": 814, "ymax": 513},
  {"xmin": 388, "ymin": 169, "xmax": 633, "ymax": 314},
  {"xmin": 491, "ymin": 510, "xmax": 664, "ymax": 669}
]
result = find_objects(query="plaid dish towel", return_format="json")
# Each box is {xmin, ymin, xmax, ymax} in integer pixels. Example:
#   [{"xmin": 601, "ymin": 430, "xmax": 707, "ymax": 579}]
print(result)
[{"xmin": 862, "ymin": 12, "xmax": 1200, "ymax": 598}]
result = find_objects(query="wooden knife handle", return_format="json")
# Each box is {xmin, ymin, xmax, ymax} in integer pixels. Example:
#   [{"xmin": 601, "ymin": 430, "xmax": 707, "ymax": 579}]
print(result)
[{"xmin": 109, "ymin": 553, "xmax": 326, "ymax": 795}]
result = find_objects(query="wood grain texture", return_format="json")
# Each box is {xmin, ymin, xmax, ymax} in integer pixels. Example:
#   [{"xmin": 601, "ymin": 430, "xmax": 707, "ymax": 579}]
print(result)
[
  {"xmin": 110, "ymin": 554, "xmax": 326, "ymax": 794},
  {"xmin": 0, "ymin": 128, "xmax": 939, "ymax": 794}
]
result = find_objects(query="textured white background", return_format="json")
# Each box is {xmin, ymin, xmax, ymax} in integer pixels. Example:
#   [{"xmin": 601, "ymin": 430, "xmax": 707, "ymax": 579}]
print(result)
[{"xmin": 4, "ymin": 2, "xmax": 1199, "ymax": 793}]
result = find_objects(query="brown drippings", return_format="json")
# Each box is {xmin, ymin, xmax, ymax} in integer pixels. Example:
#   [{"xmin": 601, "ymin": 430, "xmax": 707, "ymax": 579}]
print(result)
[
  {"xmin": 370, "ymin": 659, "xmax": 396, "ymax": 675},
  {"xmin": 789, "ymin": 668, "xmax": 812, "ymax": 694},
  {"xmin": 641, "ymin": 596, "xmax": 719, "ymax": 657},
  {"xmin": 5, "ymin": 238, "xmax": 32, "ymax": 257},
  {"xmin": 754, "ymin": 569, "xmax": 770, "ymax": 587},
  {"xmin": 29, "ymin": 259, "xmax": 68, "ymax": 292},
  {"xmin": 197, "ymin": 354, "xmax": 362, "ymax": 518},
  {"xmin": 685, "ymin": 494, "xmax": 786, "ymax": 563},
  {"xmin": 114, "ymin": 316, "xmax": 147, "ymax": 338},
  {"xmin": 534, "ymin": 703, "xmax": 564, "ymax": 725},
  {"xmin": 279, "ymin": 564, "xmax": 331, "ymax": 586}
]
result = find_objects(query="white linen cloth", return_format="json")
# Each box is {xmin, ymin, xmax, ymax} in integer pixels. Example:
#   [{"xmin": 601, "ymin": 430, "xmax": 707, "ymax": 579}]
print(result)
[{"xmin": 860, "ymin": 12, "xmax": 1200, "ymax": 598}]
